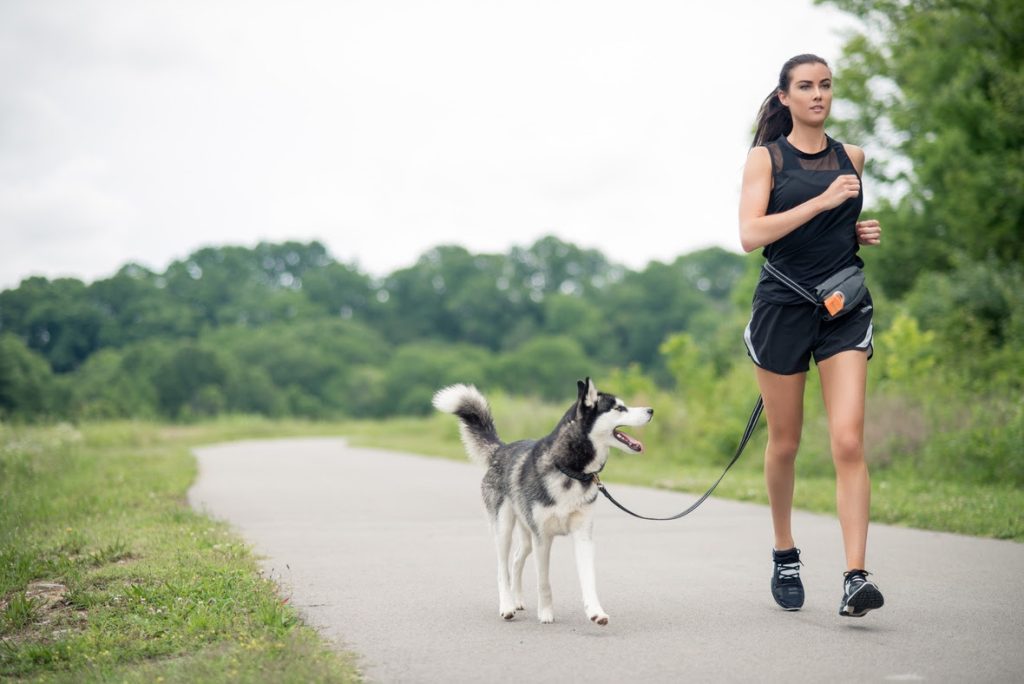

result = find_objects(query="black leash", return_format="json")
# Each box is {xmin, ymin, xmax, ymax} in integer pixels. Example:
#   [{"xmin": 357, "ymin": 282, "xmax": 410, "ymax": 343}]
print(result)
[{"xmin": 590, "ymin": 395, "xmax": 764, "ymax": 521}]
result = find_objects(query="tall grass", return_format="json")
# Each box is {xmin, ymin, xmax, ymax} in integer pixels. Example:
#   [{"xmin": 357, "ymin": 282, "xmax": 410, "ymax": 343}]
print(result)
[{"xmin": 386, "ymin": 384, "xmax": 1023, "ymax": 541}]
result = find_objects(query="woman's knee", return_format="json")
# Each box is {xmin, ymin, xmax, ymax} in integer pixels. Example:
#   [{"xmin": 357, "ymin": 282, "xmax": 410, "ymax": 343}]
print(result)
[
  {"xmin": 766, "ymin": 436, "xmax": 801, "ymax": 463},
  {"xmin": 831, "ymin": 430, "xmax": 865, "ymax": 465}
]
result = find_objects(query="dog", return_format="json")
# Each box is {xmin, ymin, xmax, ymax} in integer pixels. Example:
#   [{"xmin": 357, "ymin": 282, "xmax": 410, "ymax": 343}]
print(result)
[{"xmin": 432, "ymin": 377, "xmax": 653, "ymax": 625}]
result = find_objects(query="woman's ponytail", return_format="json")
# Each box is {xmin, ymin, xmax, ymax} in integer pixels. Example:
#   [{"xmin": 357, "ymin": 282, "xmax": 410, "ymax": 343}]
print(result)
[
  {"xmin": 750, "ymin": 54, "xmax": 829, "ymax": 148},
  {"xmin": 751, "ymin": 89, "xmax": 793, "ymax": 148}
]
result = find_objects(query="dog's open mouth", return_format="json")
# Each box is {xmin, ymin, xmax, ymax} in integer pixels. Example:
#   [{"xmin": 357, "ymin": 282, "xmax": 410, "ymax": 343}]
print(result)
[{"xmin": 614, "ymin": 428, "xmax": 644, "ymax": 453}]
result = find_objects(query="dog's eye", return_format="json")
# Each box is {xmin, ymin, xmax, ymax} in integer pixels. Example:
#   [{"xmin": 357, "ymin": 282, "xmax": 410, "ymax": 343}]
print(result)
[{"xmin": 616, "ymin": 405, "xmax": 627, "ymax": 412}]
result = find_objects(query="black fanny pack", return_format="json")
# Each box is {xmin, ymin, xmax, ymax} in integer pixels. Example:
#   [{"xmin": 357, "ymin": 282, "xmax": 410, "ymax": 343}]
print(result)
[{"xmin": 763, "ymin": 262, "xmax": 867, "ymax": 321}]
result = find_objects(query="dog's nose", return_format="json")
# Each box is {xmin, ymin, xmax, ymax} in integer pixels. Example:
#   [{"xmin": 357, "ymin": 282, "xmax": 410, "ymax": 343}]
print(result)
[{"xmin": 646, "ymin": 408, "xmax": 654, "ymax": 416}]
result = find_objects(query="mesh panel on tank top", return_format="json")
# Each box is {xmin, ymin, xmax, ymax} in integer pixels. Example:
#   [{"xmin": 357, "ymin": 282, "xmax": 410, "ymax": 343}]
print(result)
[{"xmin": 765, "ymin": 141, "xmax": 841, "ymax": 172}]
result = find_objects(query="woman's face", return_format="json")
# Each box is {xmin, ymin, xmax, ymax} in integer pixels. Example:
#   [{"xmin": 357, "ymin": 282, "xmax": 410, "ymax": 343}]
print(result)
[{"xmin": 778, "ymin": 62, "xmax": 833, "ymax": 126}]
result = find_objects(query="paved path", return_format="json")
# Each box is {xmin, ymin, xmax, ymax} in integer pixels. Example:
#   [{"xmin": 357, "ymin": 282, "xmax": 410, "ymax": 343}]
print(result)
[{"xmin": 188, "ymin": 438, "xmax": 1024, "ymax": 683}]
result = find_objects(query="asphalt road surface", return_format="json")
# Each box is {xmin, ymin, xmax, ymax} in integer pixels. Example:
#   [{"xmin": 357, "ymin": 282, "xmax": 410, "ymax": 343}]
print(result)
[{"xmin": 188, "ymin": 438, "xmax": 1024, "ymax": 683}]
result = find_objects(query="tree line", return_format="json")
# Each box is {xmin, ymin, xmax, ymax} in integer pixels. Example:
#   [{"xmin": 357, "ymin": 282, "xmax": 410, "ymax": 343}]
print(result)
[{"xmin": 0, "ymin": 237, "xmax": 750, "ymax": 420}]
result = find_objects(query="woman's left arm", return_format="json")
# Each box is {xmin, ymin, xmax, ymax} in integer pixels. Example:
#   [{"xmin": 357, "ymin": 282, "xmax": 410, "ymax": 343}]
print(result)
[{"xmin": 844, "ymin": 144, "xmax": 882, "ymax": 246}]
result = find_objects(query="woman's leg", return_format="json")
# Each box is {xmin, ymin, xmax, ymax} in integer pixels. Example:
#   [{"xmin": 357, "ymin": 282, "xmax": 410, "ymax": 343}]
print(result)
[
  {"xmin": 755, "ymin": 366, "xmax": 807, "ymax": 550},
  {"xmin": 817, "ymin": 349, "xmax": 870, "ymax": 571}
]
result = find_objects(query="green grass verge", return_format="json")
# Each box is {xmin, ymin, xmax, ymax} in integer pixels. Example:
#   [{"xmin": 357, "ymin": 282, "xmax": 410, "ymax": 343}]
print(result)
[
  {"xmin": 345, "ymin": 394, "xmax": 1024, "ymax": 542},
  {"xmin": 0, "ymin": 418, "xmax": 360, "ymax": 683}
]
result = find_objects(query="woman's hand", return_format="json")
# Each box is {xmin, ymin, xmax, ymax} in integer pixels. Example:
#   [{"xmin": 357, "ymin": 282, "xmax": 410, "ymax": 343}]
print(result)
[
  {"xmin": 856, "ymin": 219, "xmax": 882, "ymax": 246},
  {"xmin": 818, "ymin": 174, "xmax": 861, "ymax": 210}
]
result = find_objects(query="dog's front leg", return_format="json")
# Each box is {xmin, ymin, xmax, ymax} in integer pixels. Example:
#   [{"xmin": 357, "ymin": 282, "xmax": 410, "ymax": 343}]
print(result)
[
  {"xmin": 532, "ymin": 532, "xmax": 555, "ymax": 623},
  {"xmin": 572, "ymin": 521, "xmax": 608, "ymax": 626}
]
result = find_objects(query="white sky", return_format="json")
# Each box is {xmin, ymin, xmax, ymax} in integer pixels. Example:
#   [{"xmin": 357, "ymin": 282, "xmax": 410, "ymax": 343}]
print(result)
[{"xmin": 0, "ymin": 0, "xmax": 861, "ymax": 289}]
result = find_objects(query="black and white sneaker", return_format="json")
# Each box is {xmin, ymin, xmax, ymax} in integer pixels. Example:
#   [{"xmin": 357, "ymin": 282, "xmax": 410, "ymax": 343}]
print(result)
[
  {"xmin": 771, "ymin": 547, "xmax": 804, "ymax": 610},
  {"xmin": 839, "ymin": 569, "xmax": 884, "ymax": 617}
]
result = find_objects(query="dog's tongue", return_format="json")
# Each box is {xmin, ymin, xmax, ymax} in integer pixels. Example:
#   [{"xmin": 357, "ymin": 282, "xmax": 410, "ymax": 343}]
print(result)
[{"xmin": 614, "ymin": 429, "xmax": 644, "ymax": 453}]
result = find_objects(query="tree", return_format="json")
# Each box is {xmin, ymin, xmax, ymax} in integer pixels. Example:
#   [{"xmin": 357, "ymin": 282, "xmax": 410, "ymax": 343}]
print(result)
[
  {"xmin": 0, "ymin": 277, "xmax": 105, "ymax": 372},
  {"xmin": 0, "ymin": 334, "xmax": 54, "ymax": 418},
  {"xmin": 69, "ymin": 347, "xmax": 160, "ymax": 419},
  {"xmin": 491, "ymin": 336, "xmax": 598, "ymax": 401},
  {"xmin": 153, "ymin": 344, "xmax": 229, "ymax": 418},
  {"xmin": 90, "ymin": 264, "xmax": 197, "ymax": 346},
  {"xmin": 821, "ymin": 0, "xmax": 1024, "ymax": 296},
  {"xmin": 378, "ymin": 342, "xmax": 491, "ymax": 416}
]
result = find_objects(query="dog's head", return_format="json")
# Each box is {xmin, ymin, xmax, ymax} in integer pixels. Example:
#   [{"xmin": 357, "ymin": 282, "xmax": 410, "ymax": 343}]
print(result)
[{"xmin": 574, "ymin": 377, "xmax": 653, "ymax": 453}]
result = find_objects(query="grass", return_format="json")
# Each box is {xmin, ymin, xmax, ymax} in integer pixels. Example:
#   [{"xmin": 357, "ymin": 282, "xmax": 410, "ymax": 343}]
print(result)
[
  {"xmin": 2, "ymin": 394, "xmax": 1019, "ymax": 681},
  {"xmin": 345, "ymin": 392, "xmax": 1024, "ymax": 542},
  {"xmin": 0, "ymin": 418, "xmax": 360, "ymax": 683}
]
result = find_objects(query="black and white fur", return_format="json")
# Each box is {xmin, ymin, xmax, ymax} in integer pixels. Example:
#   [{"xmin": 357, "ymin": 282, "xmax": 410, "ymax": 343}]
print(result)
[{"xmin": 432, "ymin": 378, "xmax": 653, "ymax": 626}]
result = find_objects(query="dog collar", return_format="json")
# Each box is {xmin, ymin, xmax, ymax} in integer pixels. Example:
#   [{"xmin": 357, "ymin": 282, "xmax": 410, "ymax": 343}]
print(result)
[{"xmin": 556, "ymin": 463, "xmax": 603, "ymax": 484}]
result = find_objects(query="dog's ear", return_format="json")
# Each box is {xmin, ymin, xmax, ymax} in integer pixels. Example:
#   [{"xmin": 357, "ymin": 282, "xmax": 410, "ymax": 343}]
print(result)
[{"xmin": 578, "ymin": 376, "xmax": 598, "ymax": 408}]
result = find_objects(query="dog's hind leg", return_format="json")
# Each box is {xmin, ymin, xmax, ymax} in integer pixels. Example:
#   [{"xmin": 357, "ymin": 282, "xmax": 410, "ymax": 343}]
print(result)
[
  {"xmin": 572, "ymin": 519, "xmax": 609, "ymax": 626},
  {"xmin": 510, "ymin": 522, "xmax": 532, "ymax": 611},
  {"xmin": 491, "ymin": 504, "xmax": 517, "ymax": 620},
  {"xmin": 532, "ymin": 532, "xmax": 555, "ymax": 623}
]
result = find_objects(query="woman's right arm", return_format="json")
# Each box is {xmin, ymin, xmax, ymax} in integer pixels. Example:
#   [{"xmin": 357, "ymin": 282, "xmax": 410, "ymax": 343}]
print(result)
[{"xmin": 738, "ymin": 147, "xmax": 861, "ymax": 253}]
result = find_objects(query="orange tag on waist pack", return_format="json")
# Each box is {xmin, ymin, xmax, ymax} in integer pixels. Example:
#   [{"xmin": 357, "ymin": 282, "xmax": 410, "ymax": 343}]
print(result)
[{"xmin": 824, "ymin": 291, "xmax": 845, "ymax": 316}]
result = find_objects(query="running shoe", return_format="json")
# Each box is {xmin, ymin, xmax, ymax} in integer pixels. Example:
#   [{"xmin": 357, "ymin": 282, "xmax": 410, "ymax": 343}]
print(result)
[
  {"xmin": 839, "ymin": 569, "xmax": 884, "ymax": 617},
  {"xmin": 771, "ymin": 547, "xmax": 804, "ymax": 610}
]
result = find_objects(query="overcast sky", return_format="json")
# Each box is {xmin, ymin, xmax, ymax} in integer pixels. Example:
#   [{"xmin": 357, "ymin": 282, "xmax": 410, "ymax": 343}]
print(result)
[{"xmin": 0, "ymin": 0, "xmax": 860, "ymax": 289}]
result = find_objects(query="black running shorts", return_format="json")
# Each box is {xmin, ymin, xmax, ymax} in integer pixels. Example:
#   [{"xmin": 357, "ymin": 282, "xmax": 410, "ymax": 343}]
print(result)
[{"xmin": 744, "ymin": 295, "xmax": 874, "ymax": 375}]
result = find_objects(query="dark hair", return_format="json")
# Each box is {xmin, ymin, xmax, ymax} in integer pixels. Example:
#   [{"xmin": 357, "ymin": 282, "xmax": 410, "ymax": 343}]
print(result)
[{"xmin": 751, "ymin": 54, "xmax": 830, "ymax": 148}]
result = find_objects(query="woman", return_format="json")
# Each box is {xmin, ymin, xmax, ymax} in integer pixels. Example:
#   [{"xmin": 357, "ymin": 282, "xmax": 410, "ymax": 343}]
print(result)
[{"xmin": 738, "ymin": 54, "xmax": 884, "ymax": 617}]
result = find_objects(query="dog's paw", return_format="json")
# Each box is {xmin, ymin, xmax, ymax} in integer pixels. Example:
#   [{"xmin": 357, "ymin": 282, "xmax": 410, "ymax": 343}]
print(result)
[
  {"xmin": 589, "ymin": 611, "xmax": 609, "ymax": 626},
  {"xmin": 538, "ymin": 607, "xmax": 555, "ymax": 624},
  {"xmin": 500, "ymin": 610, "xmax": 516, "ymax": 621},
  {"xmin": 515, "ymin": 602, "xmax": 525, "ymax": 611}
]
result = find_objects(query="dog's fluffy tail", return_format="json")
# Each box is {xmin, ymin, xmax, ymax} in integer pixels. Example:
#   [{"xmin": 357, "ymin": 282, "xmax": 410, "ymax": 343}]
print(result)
[{"xmin": 432, "ymin": 384, "xmax": 501, "ymax": 465}]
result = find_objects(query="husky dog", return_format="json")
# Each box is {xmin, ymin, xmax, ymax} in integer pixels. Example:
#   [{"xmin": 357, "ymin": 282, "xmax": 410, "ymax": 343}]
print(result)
[{"xmin": 432, "ymin": 377, "xmax": 653, "ymax": 626}]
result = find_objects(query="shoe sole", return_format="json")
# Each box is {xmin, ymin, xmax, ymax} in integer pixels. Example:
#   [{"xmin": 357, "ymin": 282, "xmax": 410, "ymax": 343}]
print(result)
[{"xmin": 839, "ymin": 582, "xmax": 884, "ymax": 618}]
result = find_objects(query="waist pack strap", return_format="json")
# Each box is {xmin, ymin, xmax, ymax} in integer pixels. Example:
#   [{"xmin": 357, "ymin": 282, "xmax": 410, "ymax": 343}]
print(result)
[{"xmin": 762, "ymin": 262, "xmax": 819, "ymax": 306}]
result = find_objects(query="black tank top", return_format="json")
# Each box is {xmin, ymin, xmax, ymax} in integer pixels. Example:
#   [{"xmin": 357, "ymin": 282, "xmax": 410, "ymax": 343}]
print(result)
[{"xmin": 754, "ymin": 134, "xmax": 864, "ymax": 305}]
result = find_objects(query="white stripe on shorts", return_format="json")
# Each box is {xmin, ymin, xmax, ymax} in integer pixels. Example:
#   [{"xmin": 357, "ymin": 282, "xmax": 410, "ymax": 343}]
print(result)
[
  {"xmin": 744, "ymin": 320, "xmax": 761, "ymax": 364},
  {"xmin": 856, "ymin": 323, "xmax": 873, "ymax": 349}
]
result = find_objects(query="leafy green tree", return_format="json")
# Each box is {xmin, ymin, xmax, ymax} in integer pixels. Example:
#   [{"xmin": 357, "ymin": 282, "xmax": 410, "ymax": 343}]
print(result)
[
  {"xmin": 0, "ymin": 334, "xmax": 54, "ymax": 418},
  {"xmin": 821, "ymin": 0, "xmax": 1024, "ymax": 296},
  {"xmin": 505, "ymin": 235, "xmax": 624, "ymax": 299},
  {"xmin": 302, "ymin": 261, "xmax": 378, "ymax": 322},
  {"xmin": 540, "ymin": 293, "xmax": 611, "ymax": 361},
  {"xmin": 90, "ymin": 264, "xmax": 198, "ymax": 346},
  {"xmin": 203, "ymin": 318, "xmax": 390, "ymax": 417},
  {"xmin": 153, "ymin": 344, "xmax": 229, "ymax": 418},
  {"xmin": 162, "ymin": 242, "xmax": 332, "ymax": 328},
  {"xmin": 378, "ymin": 342, "xmax": 491, "ymax": 415},
  {"xmin": 595, "ymin": 260, "xmax": 712, "ymax": 374},
  {"xmin": 375, "ymin": 245, "xmax": 543, "ymax": 349},
  {"xmin": 0, "ymin": 277, "xmax": 105, "ymax": 372},
  {"xmin": 902, "ymin": 258, "xmax": 1024, "ymax": 391},
  {"xmin": 660, "ymin": 333, "xmax": 715, "ymax": 399},
  {"xmin": 69, "ymin": 348, "xmax": 159, "ymax": 419},
  {"xmin": 490, "ymin": 336, "xmax": 598, "ymax": 401}
]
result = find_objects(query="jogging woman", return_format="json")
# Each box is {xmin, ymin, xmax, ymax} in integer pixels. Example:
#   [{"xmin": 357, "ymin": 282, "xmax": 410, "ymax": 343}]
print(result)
[{"xmin": 738, "ymin": 54, "xmax": 884, "ymax": 617}]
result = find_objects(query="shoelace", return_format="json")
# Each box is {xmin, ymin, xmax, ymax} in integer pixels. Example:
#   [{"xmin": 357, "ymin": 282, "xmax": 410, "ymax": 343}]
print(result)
[{"xmin": 776, "ymin": 559, "xmax": 802, "ymax": 583}]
